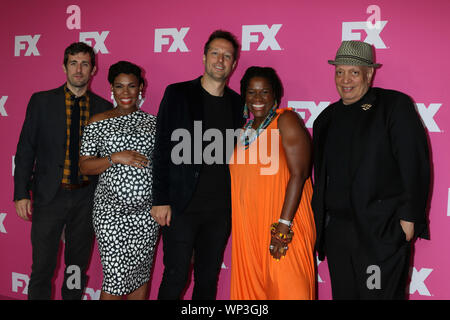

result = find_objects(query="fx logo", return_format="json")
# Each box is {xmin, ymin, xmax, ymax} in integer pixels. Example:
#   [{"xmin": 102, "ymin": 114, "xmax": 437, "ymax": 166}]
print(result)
[
  {"xmin": 154, "ymin": 28, "xmax": 189, "ymax": 53},
  {"xmin": 0, "ymin": 96, "xmax": 8, "ymax": 116},
  {"xmin": 0, "ymin": 213, "xmax": 6, "ymax": 234},
  {"xmin": 416, "ymin": 103, "xmax": 443, "ymax": 133},
  {"xmin": 289, "ymin": 101, "xmax": 330, "ymax": 128},
  {"xmin": 342, "ymin": 21, "xmax": 388, "ymax": 49},
  {"xmin": 80, "ymin": 31, "xmax": 110, "ymax": 54},
  {"xmin": 409, "ymin": 267, "xmax": 432, "ymax": 296},
  {"xmin": 12, "ymin": 272, "xmax": 29, "ymax": 295},
  {"xmin": 241, "ymin": 24, "xmax": 282, "ymax": 51},
  {"xmin": 14, "ymin": 35, "xmax": 41, "ymax": 56},
  {"xmin": 342, "ymin": 5, "xmax": 387, "ymax": 49}
]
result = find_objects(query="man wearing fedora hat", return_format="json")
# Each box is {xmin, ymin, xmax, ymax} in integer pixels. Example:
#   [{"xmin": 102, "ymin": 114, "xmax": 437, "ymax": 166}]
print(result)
[{"xmin": 312, "ymin": 40, "xmax": 430, "ymax": 299}]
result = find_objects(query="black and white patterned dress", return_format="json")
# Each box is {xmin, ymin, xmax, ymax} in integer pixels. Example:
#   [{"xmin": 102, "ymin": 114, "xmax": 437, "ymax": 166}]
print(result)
[{"xmin": 80, "ymin": 109, "xmax": 159, "ymax": 296}]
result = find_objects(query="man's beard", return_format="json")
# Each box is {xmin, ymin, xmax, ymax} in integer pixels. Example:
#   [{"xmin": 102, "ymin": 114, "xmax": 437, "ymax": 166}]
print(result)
[{"xmin": 68, "ymin": 75, "xmax": 89, "ymax": 88}]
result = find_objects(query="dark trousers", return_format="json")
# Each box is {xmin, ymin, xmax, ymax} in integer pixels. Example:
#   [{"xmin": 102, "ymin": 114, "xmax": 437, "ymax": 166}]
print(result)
[
  {"xmin": 158, "ymin": 208, "xmax": 231, "ymax": 300},
  {"xmin": 28, "ymin": 184, "xmax": 95, "ymax": 300},
  {"xmin": 324, "ymin": 216, "xmax": 411, "ymax": 300}
]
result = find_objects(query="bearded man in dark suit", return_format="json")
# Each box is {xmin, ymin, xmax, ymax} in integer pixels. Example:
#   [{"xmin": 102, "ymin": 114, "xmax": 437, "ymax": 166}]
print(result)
[
  {"xmin": 312, "ymin": 40, "xmax": 430, "ymax": 299},
  {"xmin": 14, "ymin": 42, "xmax": 112, "ymax": 299}
]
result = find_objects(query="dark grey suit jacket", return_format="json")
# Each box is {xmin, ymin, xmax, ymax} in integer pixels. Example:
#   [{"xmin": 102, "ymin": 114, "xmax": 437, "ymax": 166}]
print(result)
[
  {"xmin": 312, "ymin": 87, "xmax": 430, "ymax": 261},
  {"xmin": 14, "ymin": 84, "xmax": 113, "ymax": 206}
]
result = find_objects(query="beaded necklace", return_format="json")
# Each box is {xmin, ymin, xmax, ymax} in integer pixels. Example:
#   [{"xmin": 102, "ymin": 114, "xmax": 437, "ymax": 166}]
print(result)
[{"xmin": 240, "ymin": 108, "xmax": 278, "ymax": 150}]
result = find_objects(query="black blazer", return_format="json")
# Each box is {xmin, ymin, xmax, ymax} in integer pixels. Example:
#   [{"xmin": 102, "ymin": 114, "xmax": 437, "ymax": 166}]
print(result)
[
  {"xmin": 152, "ymin": 76, "xmax": 244, "ymax": 217},
  {"xmin": 14, "ymin": 84, "xmax": 113, "ymax": 206},
  {"xmin": 312, "ymin": 88, "xmax": 430, "ymax": 261}
]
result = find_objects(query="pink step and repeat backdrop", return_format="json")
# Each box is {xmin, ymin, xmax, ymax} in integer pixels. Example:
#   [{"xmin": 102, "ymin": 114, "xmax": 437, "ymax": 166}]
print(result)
[{"xmin": 1, "ymin": 0, "xmax": 449, "ymax": 300}]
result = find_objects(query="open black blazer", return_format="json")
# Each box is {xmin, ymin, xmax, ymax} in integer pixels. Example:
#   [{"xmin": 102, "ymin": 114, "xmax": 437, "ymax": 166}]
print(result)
[
  {"xmin": 152, "ymin": 76, "xmax": 244, "ymax": 217},
  {"xmin": 311, "ymin": 87, "xmax": 430, "ymax": 261},
  {"xmin": 14, "ymin": 84, "xmax": 113, "ymax": 206}
]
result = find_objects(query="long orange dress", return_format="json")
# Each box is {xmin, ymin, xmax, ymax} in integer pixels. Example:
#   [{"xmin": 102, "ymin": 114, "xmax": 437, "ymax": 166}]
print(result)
[{"xmin": 229, "ymin": 109, "xmax": 316, "ymax": 300}]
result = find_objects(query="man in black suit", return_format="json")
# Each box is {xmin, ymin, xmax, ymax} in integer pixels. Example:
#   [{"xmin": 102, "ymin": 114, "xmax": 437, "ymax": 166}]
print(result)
[
  {"xmin": 151, "ymin": 30, "xmax": 244, "ymax": 300},
  {"xmin": 14, "ymin": 42, "xmax": 112, "ymax": 299},
  {"xmin": 312, "ymin": 41, "xmax": 430, "ymax": 299}
]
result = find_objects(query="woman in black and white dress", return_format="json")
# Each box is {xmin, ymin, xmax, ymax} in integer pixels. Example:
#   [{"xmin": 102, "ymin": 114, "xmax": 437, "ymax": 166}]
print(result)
[{"xmin": 80, "ymin": 61, "xmax": 159, "ymax": 300}]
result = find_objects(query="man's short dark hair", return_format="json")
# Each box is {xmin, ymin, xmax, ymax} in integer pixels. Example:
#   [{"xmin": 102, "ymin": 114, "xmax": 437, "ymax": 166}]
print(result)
[
  {"xmin": 240, "ymin": 66, "xmax": 284, "ymax": 104},
  {"xmin": 204, "ymin": 30, "xmax": 240, "ymax": 61},
  {"xmin": 63, "ymin": 42, "xmax": 96, "ymax": 68},
  {"xmin": 108, "ymin": 61, "xmax": 145, "ymax": 86}
]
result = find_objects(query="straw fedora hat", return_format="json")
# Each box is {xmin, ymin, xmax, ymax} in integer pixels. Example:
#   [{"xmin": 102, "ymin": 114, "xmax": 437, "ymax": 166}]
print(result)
[{"xmin": 328, "ymin": 40, "xmax": 381, "ymax": 68}]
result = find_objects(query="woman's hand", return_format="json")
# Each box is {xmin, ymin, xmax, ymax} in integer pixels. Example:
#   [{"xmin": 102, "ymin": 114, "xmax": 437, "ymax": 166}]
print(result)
[
  {"xmin": 111, "ymin": 150, "xmax": 150, "ymax": 168},
  {"xmin": 269, "ymin": 223, "xmax": 291, "ymax": 260}
]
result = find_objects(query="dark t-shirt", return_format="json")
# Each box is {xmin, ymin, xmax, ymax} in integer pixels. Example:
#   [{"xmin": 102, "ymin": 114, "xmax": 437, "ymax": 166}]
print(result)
[
  {"xmin": 185, "ymin": 86, "xmax": 234, "ymax": 213},
  {"xmin": 325, "ymin": 93, "xmax": 368, "ymax": 218}
]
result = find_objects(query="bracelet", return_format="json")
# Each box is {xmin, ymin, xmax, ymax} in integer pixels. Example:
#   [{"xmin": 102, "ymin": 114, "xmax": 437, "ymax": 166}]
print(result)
[
  {"xmin": 269, "ymin": 222, "xmax": 293, "ymax": 259},
  {"xmin": 278, "ymin": 218, "xmax": 292, "ymax": 227},
  {"xmin": 106, "ymin": 154, "xmax": 114, "ymax": 166},
  {"xmin": 270, "ymin": 223, "xmax": 294, "ymax": 245}
]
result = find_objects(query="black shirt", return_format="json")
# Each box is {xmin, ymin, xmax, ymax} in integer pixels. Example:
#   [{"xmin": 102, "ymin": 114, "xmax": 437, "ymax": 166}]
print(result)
[
  {"xmin": 185, "ymin": 86, "xmax": 234, "ymax": 213},
  {"xmin": 325, "ymin": 92, "xmax": 370, "ymax": 218}
]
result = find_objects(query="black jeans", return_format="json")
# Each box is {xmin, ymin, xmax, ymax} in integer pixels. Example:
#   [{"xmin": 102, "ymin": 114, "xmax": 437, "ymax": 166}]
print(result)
[
  {"xmin": 324, "ymin": 216, "xmax": 411, "ymax": 300},
  {"xmin": 28, "ymin": 184, "xmax": 95, "ymax": 300},
  {"xmin": 158, "ymin": 208, "xmax": 231, "ymax": 300}
]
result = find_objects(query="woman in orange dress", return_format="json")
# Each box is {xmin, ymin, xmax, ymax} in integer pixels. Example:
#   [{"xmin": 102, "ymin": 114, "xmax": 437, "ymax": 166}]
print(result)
[{"xmin": 230, "ymin": 66, "xmax": 316, "ymax": 300}]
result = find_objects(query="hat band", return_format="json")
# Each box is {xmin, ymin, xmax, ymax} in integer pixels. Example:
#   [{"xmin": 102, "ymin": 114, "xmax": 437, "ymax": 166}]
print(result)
[{"xmin": 335, "ymin": 54, "xmax": 373, "ymax": 65}]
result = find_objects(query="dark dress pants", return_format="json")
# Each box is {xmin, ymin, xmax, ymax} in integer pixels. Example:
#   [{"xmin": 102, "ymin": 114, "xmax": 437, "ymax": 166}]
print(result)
[
  {"xmin": 28, "ymin": 184, "xmax": 95, "ymax": 300},
  {"xmin": 158, "ymin": 208, "xmax": 231, "ymax": 300},
  {"xmin": 324, "ymin": 215, "xmax": 411, "ymax": 300}
]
